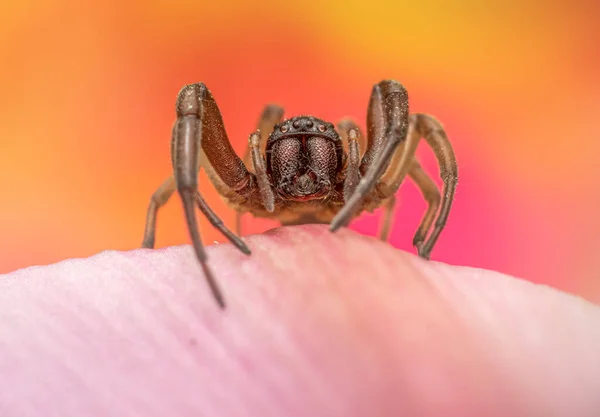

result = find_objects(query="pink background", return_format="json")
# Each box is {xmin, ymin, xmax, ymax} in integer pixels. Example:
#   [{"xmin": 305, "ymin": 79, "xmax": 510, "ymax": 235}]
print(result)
[{"xmin": 1, "ymin": 1, "xmax": 599, "ymax": 302}]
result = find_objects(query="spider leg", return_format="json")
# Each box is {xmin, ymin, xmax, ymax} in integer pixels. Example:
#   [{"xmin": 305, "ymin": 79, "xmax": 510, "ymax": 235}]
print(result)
[
  {"xmin": 407, "ymin": 159, "xmax": 441, "ymax": 258},
  {"xmin": 172, "ymin": 85, "xmax": 224, "ymax": 308},
  {"xmin": 337, "ymin": 117, "xmax": 367, "ymax": 152},
  {"xmin": 355, "ymin": 112, "xmax": 456, "ymax": 258},
  {"xmin": 330, "ymin": 80, "xmax": 410, "ymax": 231},
  {"xmin": 142, "ymin": 175, "xmax": 176, "ymax": 248},
  {"xmin": 234, "ymin": 208, "xmax": 243, "ymax": 237},
  {"xmin": 142, "ymin": 176, "xmax": 252, "ymax": 254},
  {"xmin": 249, "ymin": 130, "xmax": 276, "ymax": 211},
  {"xmin": 378, "ymin": 195, "xmax": 397, "ymax": 241},
  {"xmin": 236, "ymin": 104, "xmax": 284, "ymax": 234},
  {"xmin": 170, "ymin": 83, "xmax": 258, "ymax": 308},
  {"xmin": 413, "ymin": 114, "xmax": 458, "ymax": 258},
  {"xmin": 377, "ymin": 114, "xmax": 420, "ymax": 193},
  {"xmin": 242, "ymin": 104, "xmax": 285, "ymax": 167},
  {"xmin": 195, "ymin": 190, "xmax": 250, "ymax": 254},
  {"xmin": 366, "ymin": 117, "xmax": 424, "ymax": 243},
  {"xmin": 337, "ymin": 118, "xmax": 364, "ymax": 201}
]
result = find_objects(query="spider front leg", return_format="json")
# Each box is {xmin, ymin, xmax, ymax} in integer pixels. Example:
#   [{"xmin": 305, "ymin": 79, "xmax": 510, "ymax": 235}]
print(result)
[
  {"xmin": 337, "ymin": 118, "xmax": 400, "ymax": 242},
  {"xmin": 143, "ymin": 83, "xmax": 257, "ymax": 308},
  {"xmin": 330, "ymin": 79, "xmax": 410, "ymax": 230},
  {"xmin": 330, "ymin": 81, "xmax": 458, "ymax": 259}
]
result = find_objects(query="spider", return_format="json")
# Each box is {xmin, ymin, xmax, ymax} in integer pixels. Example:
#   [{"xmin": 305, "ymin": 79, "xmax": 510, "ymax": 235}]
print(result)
[{"xmin": 141, "ymin": 80, "xmax": 458, "ymax": 308}]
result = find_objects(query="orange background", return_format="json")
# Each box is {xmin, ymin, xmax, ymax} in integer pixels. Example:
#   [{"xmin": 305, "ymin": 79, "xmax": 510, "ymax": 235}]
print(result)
[{"xmin": 1, "ymin": 1, "xmax": 599, "ymax": 302}]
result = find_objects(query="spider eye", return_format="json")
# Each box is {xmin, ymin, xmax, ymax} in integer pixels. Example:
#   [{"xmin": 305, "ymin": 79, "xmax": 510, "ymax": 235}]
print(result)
[
  {"xmin": 280, "ymin": 124, "xmax": 289, "ymax": 133},
  {"xmin": 292, "ymin": 120, "xmax": 300, "ymax": 128},
  {"xmin": 306, "ymin": 120, "xmax": 314, "ymax": 128},
  {"xmin": 318, "ymin": 124, "xmax": 326, "ymax": 132}
]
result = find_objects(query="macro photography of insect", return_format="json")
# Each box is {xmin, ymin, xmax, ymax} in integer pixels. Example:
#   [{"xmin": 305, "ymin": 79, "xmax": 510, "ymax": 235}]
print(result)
[{"xmin": 141, "ymin": 79, "xmax": 458, "ymax": 308}]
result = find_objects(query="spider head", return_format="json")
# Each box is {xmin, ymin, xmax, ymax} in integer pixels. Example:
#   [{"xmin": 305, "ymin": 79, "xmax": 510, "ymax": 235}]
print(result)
[{"xmin": 266, "ymin": 116, "xmax": 343, "ymax": 202}]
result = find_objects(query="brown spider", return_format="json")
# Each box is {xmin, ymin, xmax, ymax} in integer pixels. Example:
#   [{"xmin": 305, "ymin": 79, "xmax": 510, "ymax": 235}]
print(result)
[{"xmin": 141, "ymin": 80, "xmax": 458, "ymax": 308}]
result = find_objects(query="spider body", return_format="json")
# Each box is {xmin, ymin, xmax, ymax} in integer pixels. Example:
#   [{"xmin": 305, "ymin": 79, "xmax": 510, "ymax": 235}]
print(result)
[{"xmin": 142, "ymin": 80, "xmax": 458, "ymax": 308}]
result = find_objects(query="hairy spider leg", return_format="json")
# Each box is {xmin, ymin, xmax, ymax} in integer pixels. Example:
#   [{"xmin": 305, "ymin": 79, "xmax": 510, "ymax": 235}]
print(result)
[
  {"xmin": 171, "ymin": 83, "xmax": 258, "ymax": 308},
  {"xmin": 364, "ymin": 112, "xmax": 456, "ymax": 258},
  {"xmin": 329, "ymin": 80, "xmax": 410, "ymax": 231},
  {"xmin": 378, "ymin": 195, "xmax": 397, "ymax": 241},
  {"xmin": 194, "ymin": 190, "xmax": 250, "ymax": 254},
  {"xmin": 171, "ymin": 85, "xmax": 225, "ymax": 308},
  {"xmin": 242, "ymin": 104, "xmax": 285, "ymax": 168},
  {"xmin": 142, "ymin": 171, "xmax": 248, "ymax": 254},
  {"xmin": 330, "ymin": 81, "xmax": 458, "ymax": 259},
  {"xmin": 412, "ymin": 114, "xmax": 458, "ymax": 258},
  {"xmin": 337, "ymin": 118, "xmax": 364, "ymax": 202},
  {"xmin": 236, "ymin": 104, "xmax": 284, "ymax": 235},
  {"xmin": 337, "ymin": 117, "xmax": 399, "ymax": 242},
  {"xmin": 373, "ymin": 115, "xmax": 421, "ymax": 241},
  {"xmin": 337, "ymin": 117, "xmax": 367, "ymax": 153},
  {"xmin": 406, "ymin": 159, "xmax": 441, "ymax": 257},
  {"xmin": 378, "ymin": 115, "xmax": 420, "ymax": 193},
  {"xmin": 142, "ymin": 173, "xmax": 177, "ymax": 249},
  {"xmin": 249, "ymin": 131, "xmax": 275, "ymax": 212}
]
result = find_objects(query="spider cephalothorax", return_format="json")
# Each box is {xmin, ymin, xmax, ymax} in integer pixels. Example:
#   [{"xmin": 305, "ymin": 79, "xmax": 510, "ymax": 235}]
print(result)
[
  {"xmin": 267, "ymin": 116, "xmax": 343, "ymax": 202},
  {"xmin": 142, "ymin": 80, "xmax": 458, "ymax": 308}
]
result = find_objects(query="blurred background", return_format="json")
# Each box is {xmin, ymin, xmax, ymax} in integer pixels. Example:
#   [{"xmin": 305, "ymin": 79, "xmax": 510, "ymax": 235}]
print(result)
[{"xmin": 0, "ymin": 0, "xmax": 598, "ymax": 302}]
